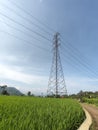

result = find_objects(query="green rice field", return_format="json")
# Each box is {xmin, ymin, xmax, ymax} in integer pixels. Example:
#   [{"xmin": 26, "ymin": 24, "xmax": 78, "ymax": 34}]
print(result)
[{"xmin": 0, "ymin": 96, "xmax": 85, "ymax": 130}]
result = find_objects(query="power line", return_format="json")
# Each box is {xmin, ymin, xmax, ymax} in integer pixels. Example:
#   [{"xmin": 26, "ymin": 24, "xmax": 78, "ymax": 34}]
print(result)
[
  {"xmin": 61, "ymin": 51, "xmax": 94, "ymax": 78},
  {"xmin": 0, "ymin": 19, "xmax": 50, "ymax": 48},
  {"xmin": 0, "ymin": 1, "xmax": 97, "ymax": 78},
  {"xmin": 60, "ymin": 37, "xmax": 98, "ymax": 76},
  {"xmin": 60, "ymin": 45, "xmax": 98, "ymax": 80},
  {"xmin": 62, "ymin": 42, "xmax": 98, "ymax": 77},
  {"xmin": 0, "ymin": 2, "xmax": 53, "ymax": 36},
  {"xmin": 0, "ymin": 11, "xmax": 52, "ymax": 42},
  {"xmin": 0, "ymin": 29, "xmax": 50, "ymax": 52},
  {"xmin": 3, "ymin": 0, "xmax": 97, "ymax": 76},
  {"xmin": 7, "ymin": 0, "xmax": 56, "ymax": 33},
  {"xmin": 61, "ymin": 46, "xmax": 98, "ymax": 78},
  {"xmin": 61, "ymin": 39, "xmax": 95, "ymax": 70},
  {"xmin": 61, "ymin": 45, "xmax": 97, "ymax": 77},
  {"xmin": 1, "ymin": 10, "xmax": 97, "ymax": 78},
  {"xmin": 5, "ymin": 0, "xmax": 98, "ymax": 78}
]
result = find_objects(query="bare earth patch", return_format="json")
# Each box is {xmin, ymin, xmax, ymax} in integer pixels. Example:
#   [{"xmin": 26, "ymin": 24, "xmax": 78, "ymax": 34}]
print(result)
[{"xmin": 82, "ymin": 104, "xmax": 98, "ymax": 130}]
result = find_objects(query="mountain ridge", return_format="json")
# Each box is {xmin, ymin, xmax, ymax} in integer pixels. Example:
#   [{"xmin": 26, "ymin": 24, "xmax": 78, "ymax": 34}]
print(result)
[{"xmin": 0, "ymin": 86, "xmax": 23, "ymax": 95}]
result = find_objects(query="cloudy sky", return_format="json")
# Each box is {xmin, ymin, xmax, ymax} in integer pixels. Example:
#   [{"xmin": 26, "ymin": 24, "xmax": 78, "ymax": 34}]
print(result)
[{"xmin": 0, "ymin": 0, "xmax": 98, "ymax": 95}]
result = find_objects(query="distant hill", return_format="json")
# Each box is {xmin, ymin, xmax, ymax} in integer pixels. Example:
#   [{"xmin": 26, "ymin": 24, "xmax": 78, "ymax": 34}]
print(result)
[{"xmin": 0, "ymin": 86, "xmax": 23, "ymax": 95}]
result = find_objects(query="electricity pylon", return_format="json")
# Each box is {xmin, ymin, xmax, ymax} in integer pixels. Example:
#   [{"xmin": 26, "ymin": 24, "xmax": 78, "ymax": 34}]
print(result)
[{"xmin": 47, "ymin": 32, "xmax": 67, "ymax": 97}]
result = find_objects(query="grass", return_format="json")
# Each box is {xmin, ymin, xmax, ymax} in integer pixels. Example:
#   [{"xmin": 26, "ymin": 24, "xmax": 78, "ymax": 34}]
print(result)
[
  {"xmin": 83, "ymin": 98, "xmax": 98, "ymax": 130},
  {"xmin": 0, "ymin": 96, "xmax": 85, "ymax": 130},
  {"xmin": 90, "ymin": 121, "xmax": 97, "ymax": 130},
  {"xmin": 83, "ymin": 98, "xmax": 98, "ymax": 106}
]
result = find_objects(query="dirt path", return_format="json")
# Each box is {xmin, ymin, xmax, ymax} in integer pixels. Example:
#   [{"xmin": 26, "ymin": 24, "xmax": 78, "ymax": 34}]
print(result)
[{"xmin": 82, "ymin": 104, "xmax": 98, "ymax": 130}]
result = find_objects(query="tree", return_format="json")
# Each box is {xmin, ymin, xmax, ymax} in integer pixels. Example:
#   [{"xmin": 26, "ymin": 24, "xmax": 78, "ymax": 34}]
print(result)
[
  {"xmin": 1, "ymin": 90, "xmax": 9, "ymax": 95},
  {"xmin": 1, "ymin": 85, "xmax": 9, "ymax": 95},
  {"xmin": 27, "ymin": 91, "xmax": 31, "ymax": 96},
  {"xmin": 1, "ymin": 85, "xmax": 7, "ymax": 90}
]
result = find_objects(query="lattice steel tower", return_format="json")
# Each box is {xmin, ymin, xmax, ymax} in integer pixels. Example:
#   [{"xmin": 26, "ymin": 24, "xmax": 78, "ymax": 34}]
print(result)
[{"xmin": 47, "ymin": 33, "xmax": 67, "ymax": 97}]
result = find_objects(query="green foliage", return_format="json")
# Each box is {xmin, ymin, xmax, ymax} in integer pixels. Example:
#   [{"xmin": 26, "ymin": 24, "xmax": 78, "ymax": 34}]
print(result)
[
  {"xmin": 1, "ymin": 90, "xmax": 9, "ymax": 95},
  {"xmin": 0, "ymin": 96, "xmax": 85, "ymax": 130},
  {"xmin": 27, "ymin": 91, "xmax": 31, "ymax": 96},
  {"xmin": 83, "ymin": 98, "xmax": 98, "ymax": 106},
  {"xmin": 69, "ymin": 91, "xmax": 98, "ymax": 100}
]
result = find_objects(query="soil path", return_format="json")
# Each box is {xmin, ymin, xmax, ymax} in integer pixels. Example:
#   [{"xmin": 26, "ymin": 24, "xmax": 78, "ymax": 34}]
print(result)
[{"xmin": 82, "ymin": 104, "xmax": 98, "ymax": 130}]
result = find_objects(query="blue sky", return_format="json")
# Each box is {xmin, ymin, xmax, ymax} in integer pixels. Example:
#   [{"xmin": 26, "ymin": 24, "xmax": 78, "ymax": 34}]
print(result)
[{"xmin": 0, "ymin": 0, "xmax": 98, "ymax": 95}]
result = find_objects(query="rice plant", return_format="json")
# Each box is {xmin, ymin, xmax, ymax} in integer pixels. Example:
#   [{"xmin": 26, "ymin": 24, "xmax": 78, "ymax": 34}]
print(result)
[{"xmin": 0, "ymin": 96, "xmax": 85, "ymax": 130}]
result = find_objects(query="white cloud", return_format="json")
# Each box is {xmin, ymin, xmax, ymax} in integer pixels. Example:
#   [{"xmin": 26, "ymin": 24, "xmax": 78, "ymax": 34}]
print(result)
[
  {"xmin": 0, "ymin": 63, "xmax": 97, "ymax": 95},
  {"xmin": 0, "ymin": 64, "xmax": 48, "ymax": 85},
  {"xmin": 65, "ymin": 76, "xmax": 98, "ymax": 94},
  {"xmin": 0, "ymin": 55, "xmax": 16, "ymax": 61}
]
